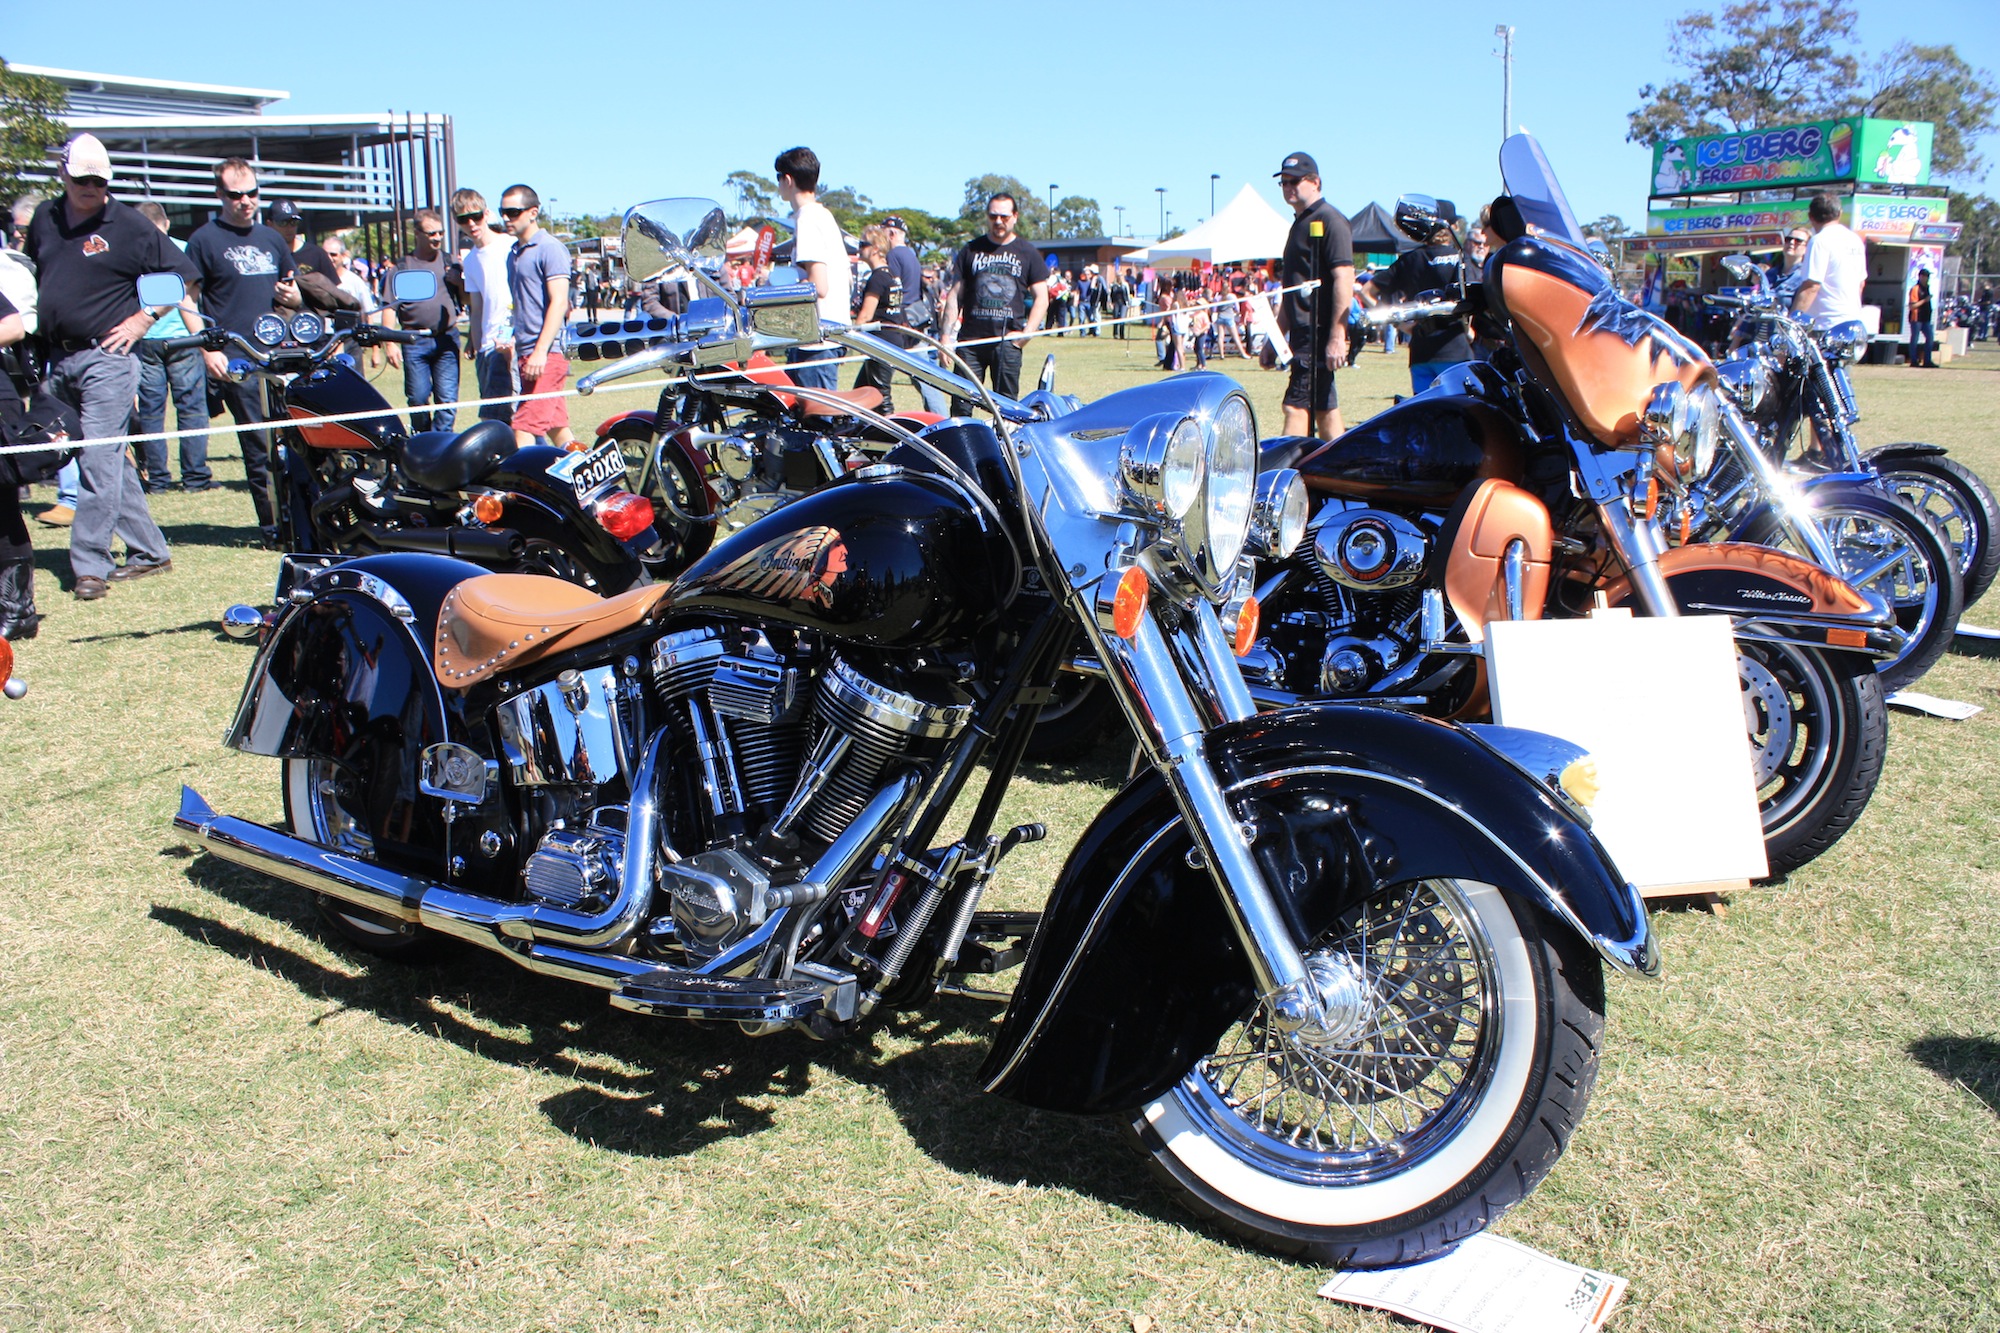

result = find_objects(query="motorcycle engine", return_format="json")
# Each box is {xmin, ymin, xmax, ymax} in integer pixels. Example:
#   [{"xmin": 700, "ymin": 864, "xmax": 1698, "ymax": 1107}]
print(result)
[{"xmin": 643, "ymin": 626, "xmax": 971, "ymax": 960}]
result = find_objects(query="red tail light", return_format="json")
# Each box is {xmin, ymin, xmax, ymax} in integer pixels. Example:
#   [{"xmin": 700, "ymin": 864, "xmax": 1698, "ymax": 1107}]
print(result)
[
  {"xmin": 0, "ymin": 636, "xmax": 12, "ymax": 684},
  {"xmin": 594, "ymin": 491, "xmax": 656, "ymax": 542}
]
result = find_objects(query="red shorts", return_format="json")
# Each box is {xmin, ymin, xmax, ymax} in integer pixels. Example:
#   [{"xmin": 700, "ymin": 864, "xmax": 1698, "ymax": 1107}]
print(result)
[{"xmin": 510, "ymin": 351, "xmax": 570, "ymax": 436}]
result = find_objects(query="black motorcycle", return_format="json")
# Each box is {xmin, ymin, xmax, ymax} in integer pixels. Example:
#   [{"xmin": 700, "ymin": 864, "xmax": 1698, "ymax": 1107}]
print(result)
[
  {"xmin": 137, "ymin": 270, "xmax": 659, "ymax": 624},
  {"xmin": 175, "ymin": 223, "xmax": 1656, "ymax": 1269}
]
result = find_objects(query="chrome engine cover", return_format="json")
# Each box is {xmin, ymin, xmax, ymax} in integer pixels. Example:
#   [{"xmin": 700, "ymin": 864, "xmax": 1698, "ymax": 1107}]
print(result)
[
  {"xmin": 522, "ymin": 823, "xmax": 623, "ymax": 909},
  {"xmin": 1312, "ymin": 502, "xmax": 1431, "ymax": 591},
  {"xmin": 496, "ymin": 666, "xmax": 641, "ymax": 787},
  {"xmin": 664, "ymin": 846, "xmax": 772, "ymax": 958}
]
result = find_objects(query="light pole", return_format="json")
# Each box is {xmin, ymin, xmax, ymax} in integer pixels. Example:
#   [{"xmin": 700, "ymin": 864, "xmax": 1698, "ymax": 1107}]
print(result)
[
  {"xmin": 1495, "ymin": 25, "xmax": 1514, "ymax": 143},
  {"xmin": 1210, "ymin": 173, "xmax": 1219, "ymax": 217},
  {"xmin": 1115, "ymin": 205, "xmax": 1126, "ymax": 236},
  {"xmin": 1156, "ymin": 187, "xmax": 1166, "ymax": 240},
  {"xmin": 1048, "ymin": 183, "xmax": 1058, "ymax": 237}
]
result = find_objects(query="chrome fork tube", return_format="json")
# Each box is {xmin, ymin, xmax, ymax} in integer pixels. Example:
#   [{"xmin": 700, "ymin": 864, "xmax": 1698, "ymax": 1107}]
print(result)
[
  {"xmin": 1094, "ymin": 604, "xmax": 1318, "ymax": 1030},
  {"xmin": 1594, "ymin": 500, "xmax": 1680, "ymax": 618}
]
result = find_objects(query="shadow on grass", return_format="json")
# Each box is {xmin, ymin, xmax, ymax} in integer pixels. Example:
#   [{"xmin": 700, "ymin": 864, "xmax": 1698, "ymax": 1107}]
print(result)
[
  {"xmin": 1948, "ymin": 629, "xmax": 2000, "ymax": 661},
  {"xmin": 159, "ymin": 853, "xmax": 1175, "ymax": 1228},
  {"xmin": 155, "ymin": 519, "xmax": 273, "ymax": 551},
  {"xmin": 1908, "ymin": 1035, "xmax": 2000, "ymax": 1114},
  {"xmin": 66, "ymin": 618, "xmax": 233, "ymax": 645}
]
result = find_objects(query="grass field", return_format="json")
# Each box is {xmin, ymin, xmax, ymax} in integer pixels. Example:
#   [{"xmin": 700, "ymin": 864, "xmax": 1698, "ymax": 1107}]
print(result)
[{"xmin": 2, "ymin": 336, "xmax": 1998, "ymax": 1331}]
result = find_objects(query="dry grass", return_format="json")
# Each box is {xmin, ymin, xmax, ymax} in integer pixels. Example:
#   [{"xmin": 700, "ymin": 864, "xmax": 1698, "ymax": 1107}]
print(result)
[{"xmin": 1, "ymin": 339, "xmax": 1997, "ymax": 1331}]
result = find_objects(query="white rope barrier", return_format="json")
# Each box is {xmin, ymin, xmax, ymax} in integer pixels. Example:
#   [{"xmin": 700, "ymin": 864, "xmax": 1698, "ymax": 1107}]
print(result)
[{"xmin": 2, "ymin": 281, "xmax": 1317, "ymax": 457}]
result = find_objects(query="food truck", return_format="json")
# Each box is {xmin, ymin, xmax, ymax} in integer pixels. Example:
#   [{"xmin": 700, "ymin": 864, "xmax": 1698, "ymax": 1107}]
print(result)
[{"xmin": 1633, "ymin": 117, "xmax": 1962, "ymax": 354}]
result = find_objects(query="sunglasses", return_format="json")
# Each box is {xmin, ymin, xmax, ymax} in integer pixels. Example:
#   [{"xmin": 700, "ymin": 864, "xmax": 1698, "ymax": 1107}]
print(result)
[
  {"xmin": 500, "ymin": 206, "xmax": 530, "ymax": 219},
  {"xmin": 72, "ymin": 176, "xmax": 108, "ymax": 189},
  {"xmin": 1785, "ymin": 237, "xmax": 1807, "ymax": 245},
  {"xmin": 420, "ymin": 229, "xmax": 445, "ymax": 240},
  {"xmin": 220, "ymin": 186, "xmax": 260, "ymax": 200},
  {"xmin": 987, "ymin": 212, "xmax": 1014, "ymax": 221},
  {"xmin": 454, "ymin": 213, "xmax": 483, "ymax": 225}
]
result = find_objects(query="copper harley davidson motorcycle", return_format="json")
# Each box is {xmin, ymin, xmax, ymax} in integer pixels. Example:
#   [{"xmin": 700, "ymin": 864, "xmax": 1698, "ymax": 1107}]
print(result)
[
  {"xmin": 1060, "ymin": 137, "xmax": 1898, "ymax": 877},
  {"xmin": 174, "ymin": 197, "xmax": 1657, "ymax": 1268}
]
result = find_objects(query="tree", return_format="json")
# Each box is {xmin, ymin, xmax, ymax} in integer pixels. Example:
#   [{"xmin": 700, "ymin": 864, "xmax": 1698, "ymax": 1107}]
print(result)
[
  {"xmin": 723, "ymin": 169, "xmax": 778, "ymax": 222},
  {"xmin": 1856, "ymin": 43, "xmax": 1999, "ymax": 181},
  {"xmin": 1050, "ymin": 195, "xmax": 1102, "ymax": 239},
  {"xmin": 1950, "ymin": 193, "xmax": 2000, "ymax": 283},
  {"xmin": 861, "ymin": 205, "xmax": 972, "ymax": 262},
  {"xmin": 1584, "ymin": 214, "xmax": 1632, "ymax": 240},
  {"xmin": 1628, "ymin": 3, "xmax": 2000, "ymax": 183},
  {"xmin": 0, "ymin": 59, "xmax": 67, "ymax": 199},
  {"xmin": 817, "ymin": 185, "xmax": 873, "ymax": 235}
]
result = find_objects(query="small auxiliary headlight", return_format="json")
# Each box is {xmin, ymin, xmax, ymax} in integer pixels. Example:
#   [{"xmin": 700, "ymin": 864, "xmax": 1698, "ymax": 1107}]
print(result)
[{"xmin": 1119, "ymin": 413, "xmax": 1205, "ymax": 522}]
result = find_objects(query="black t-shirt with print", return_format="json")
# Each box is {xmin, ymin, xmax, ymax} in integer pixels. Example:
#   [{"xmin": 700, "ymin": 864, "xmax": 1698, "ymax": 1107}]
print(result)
[
  {"xmin": 185, "ymin": 218, "xmax": 296, "ymax": 336},
  {"xmin": 1280, "ymin": 197, "xmax": 1354, "ymax": 340},
  {"xmin": 25, "ymin": 196, "xmax": 199, "ymax": 346},
  {"xmin": 954, "ymin": 234, "xmax": 1049, "ymax": 338},
  {"xmin": 1374, "ymin": 243, "xmax": 1472, "ymax": 364},
  {"xmin": 860, "ymin": 263, "xmax": 913, "ymax": 348}
]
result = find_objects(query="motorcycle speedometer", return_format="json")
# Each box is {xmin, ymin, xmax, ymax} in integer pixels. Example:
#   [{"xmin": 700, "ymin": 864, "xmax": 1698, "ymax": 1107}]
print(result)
[
  {"xmin": 253, "ymin": 313, "xmax": 287, "ymax": 346},
  {"xmin": 290, "ymin": 312, "xmax": 325, "ymax": 344},
  {"xmin": 1202, "ymin": 394, "xmax": 1258, "ymax": 578}
]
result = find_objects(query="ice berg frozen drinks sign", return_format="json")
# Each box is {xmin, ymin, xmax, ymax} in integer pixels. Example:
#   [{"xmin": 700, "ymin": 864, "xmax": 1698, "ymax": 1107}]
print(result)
[{"xmin": 1650, "ymin": 118, "xmax": 1932, "ymax": 196}]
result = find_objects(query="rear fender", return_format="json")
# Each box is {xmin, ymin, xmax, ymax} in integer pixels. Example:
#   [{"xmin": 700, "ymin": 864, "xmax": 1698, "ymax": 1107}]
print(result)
[
  {"xmin": 225, "ymin": 555, "xmax": 489, "ymax": 872},
  {"xmin": 1863, "ymin": 443, "xmax": 1949, "ymax": 465},
  {"xmin": 1600, "ymin": 543, "xmax": 1898, "ymax": 665},
  {"xmin": 596, "ymin": 412, "xmax": 720, "ymax": 565},
  {"xmin": 978, "ymin": 705, "xmax": 1651, "ymax": 1116},
  {"xmin": 485, "ymin": 444, "xmax": 654, "ymax": 580}
]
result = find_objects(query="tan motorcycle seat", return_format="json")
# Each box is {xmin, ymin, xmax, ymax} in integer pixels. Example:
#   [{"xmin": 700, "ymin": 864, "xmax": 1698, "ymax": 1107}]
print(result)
[
  {"xmin": 434, "ymin": 574, "xmax": 669, "ymax": 688},
  {"xmin": 799, "ymin": 386, "xmax": 884, "ymax": 417}
]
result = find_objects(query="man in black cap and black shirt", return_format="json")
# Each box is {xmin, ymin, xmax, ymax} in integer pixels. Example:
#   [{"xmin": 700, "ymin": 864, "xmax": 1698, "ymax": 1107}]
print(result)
[
  {"xmin": 25, "ymin": 134, "xmax": 197, "ymax": 599},
  {"xmin": 1275, "ymin": 151, "xmax": 1354, "ymax": 438},
  {"xmin": 269, "ymin": 198, "xmax": 356, "ymax": 318},
  {"xmin": 1358, "ymin": 200, "xmax": 1473, "ymax": 395},
  {"xmin": 186, "ymin": 157, "xmax": 299, "ymax": 545}
]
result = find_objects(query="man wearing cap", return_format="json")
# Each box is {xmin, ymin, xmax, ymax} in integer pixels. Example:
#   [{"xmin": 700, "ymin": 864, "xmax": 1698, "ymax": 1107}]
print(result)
[
  {"xmin": 23, "ymin": 134, "xmax": 196, "ymax": 598},
  {"xmin": 881, "ymin": 213, "xmax": 949, "ymax": 414},
  {"xmin": 186, "ymin": 157, "xmax": 300, "ymax": 545},
  {"xmin": 268, "ymin": 199, "xmax": 356, "ymax": 319},
  {"xmin": 1356, "ymin": 200, "xmax": 1472, "ymax": 394},
  {"xmin": 1274, "ymin": 151, "xmax": 1354, "ymax": 438}
]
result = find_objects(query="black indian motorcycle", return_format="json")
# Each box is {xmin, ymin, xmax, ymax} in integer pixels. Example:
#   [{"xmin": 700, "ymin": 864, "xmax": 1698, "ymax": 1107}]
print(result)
[{"xmin": 174, "ymin": 214, "xmax": 1657, "ymax": 1268}]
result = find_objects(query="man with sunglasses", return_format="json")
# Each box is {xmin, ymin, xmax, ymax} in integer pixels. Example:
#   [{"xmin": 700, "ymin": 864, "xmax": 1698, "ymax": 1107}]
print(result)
[
  {"xmin": 186, "ymin": 157, "xmax": 300, "ymax": 546},
  {"xmin": 940, "ymin": 193, "xmax": 1049, "ymax": 410},
  {"xmin": 23, "ymin": 135, "xmax": 196, "ymax": 598},
  {"xmin": 383, "ymin": 209, "xmax": 463, "ymax": 433},
  {"xmin": 501, "ymin": 185, "xmax": 574, "ymax": 448},
  {"xmin": 451, "ymin": 188, "xmax": 515, "ymax": 423}
]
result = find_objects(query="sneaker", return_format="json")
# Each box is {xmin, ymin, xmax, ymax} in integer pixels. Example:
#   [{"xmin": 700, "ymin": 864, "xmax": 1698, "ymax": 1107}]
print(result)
[
  {"xmin": 73, "ymin": 575, "xmax": 109, "ymax": 601},
  {"xmin": 37, "ymin": 504, "xmax": 74, "ymax": 527},
  {"xmin": 107, "ymin": 558, "xmax": 173, "ymax": 582}
]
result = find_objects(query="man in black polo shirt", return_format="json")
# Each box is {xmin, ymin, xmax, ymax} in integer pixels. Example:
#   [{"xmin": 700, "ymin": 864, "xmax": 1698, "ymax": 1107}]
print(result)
[
  {"xmin": 1358, "ymin": 200, "xmax": 1473, "ymax": 394},
  {"xmin": 25, "ymin": 135, "xmax": 196, "ymax": 599},
  {"xmin": 1275, "ymin": 151, "xmax": 1354, "ymax": 439},
  {"xmin": 941, "ymin": 192, "xmax": 1049, "ymax": 412},
  {"xmin": 186, "ymin": 157, "xmax": 299, "ymax": 544}
]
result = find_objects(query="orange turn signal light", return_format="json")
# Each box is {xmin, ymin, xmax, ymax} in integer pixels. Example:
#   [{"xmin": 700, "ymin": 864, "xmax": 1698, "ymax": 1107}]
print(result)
[
  {"xmin": 1632, "ymin": 476, "xmax": 1658, "ymax": 520},
  {"xmin": 0, "ymin": 635, "xmax": 13, "ymax": 685},
  {"xmin": 1826, "ymin": 627, "xmax": 1868, "ymax": 648},
  {"xmin": 471, "ymin": 493, "xmax": 506, "ymax": 524},
  {"xmin": 563, "ymin": 438, "xmax": 591, "ymax": 453},
  {"xmin": 1112, "ymin": 565, "xmax": 1149, "ymax": 639},
  {"xmin": 1232, "ymin": 596, "xmax": 1260, "ymax": 657}
]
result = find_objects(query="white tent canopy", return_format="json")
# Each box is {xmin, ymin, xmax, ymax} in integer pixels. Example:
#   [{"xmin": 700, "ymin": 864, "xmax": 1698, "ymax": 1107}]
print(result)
[{"xmin": 1142, "ymin": 184, "xmax": 1291, "ymax": 268}]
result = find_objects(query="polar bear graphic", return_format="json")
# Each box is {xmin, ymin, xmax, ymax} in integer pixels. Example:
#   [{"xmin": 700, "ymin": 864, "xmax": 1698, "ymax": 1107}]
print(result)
[
  {"xmin": 1876, "ymin": 125, "xmax": 1922, "ymax": 184},
  {"xmin": 1655, "ymin": 145, "xmax": 1690, "ymax": 193}
]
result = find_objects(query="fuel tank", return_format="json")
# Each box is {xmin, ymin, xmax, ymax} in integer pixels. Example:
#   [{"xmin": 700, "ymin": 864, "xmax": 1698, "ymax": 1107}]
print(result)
[
  {"xmin": 286, "ymin": 362, "xmax": 406, "ymax": 451},
  {"xmin": 1290, "ymin": 393, "xmax": 1528, "ymax": 507},
  {"xmin": 667, "ymin": 466, "xmax": 1018, "ymax": 647}
]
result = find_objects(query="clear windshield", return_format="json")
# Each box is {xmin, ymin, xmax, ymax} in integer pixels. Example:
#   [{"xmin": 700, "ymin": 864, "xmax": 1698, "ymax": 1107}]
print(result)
[{"xmin": 1498, "ymin": 135, "xmax": 1588, "ymax": 248}]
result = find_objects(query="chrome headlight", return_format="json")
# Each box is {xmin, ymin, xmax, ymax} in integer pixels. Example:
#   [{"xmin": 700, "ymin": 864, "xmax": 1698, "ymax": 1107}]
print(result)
[
  {"xmin": 1639, "ymin": 379, "xmax": 1720, "ymax": 485},
  {"xmin": 1119, "ymin": 412, "xmax": 1205, "ymax": 522},
  {"xmin": 1247, "ymin": 467, "xmax": 1308, "ymax": 558},
  {"xmin": 1767, "ymin": 320, "xmax": 1805, "ymax": 366},
  {"xmin": 1818, "ymin": 318, "xmax": 1869, "ymax": 365},
  {"xmin": 289, "ymin": 311, "xmax": 324, "ymax": 344},
  {"xmin": 1202, "ymin": 394, "xmax": 1258, "ymax": 574},
  {"xmin": 1716, "ymin": 353, "xmax": 1770, "ymax": 416},
  {"xmin": 253, "ymin": 313, "xmax": 287, "ymax": 346}
]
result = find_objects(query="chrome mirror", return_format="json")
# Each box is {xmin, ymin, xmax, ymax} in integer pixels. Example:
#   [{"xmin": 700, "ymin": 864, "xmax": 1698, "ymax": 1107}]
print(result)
[
  {"xmin": 390, "ymin": 267, "xmax": 438, "ymax": 303},
  {"xmin": 1393, "ymin": 194, "xmax": 1446, "ymax": 244},
  {"xmin": 1721, "ymin": 254, "xmax": 1755, "ymax": 280},
  {"xmin": 622, "ymin": 198, "xmax": 730, "ymax": 284},
  {"xmin": 136, "ymin": 271, "xmax": 186, "ymax": 308}
]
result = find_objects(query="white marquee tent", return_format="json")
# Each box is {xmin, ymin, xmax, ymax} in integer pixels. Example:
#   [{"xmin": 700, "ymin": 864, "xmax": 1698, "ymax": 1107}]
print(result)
[{"xmin": 1140, "ymin": 184, "xmax": 1292, "ymax": 268}]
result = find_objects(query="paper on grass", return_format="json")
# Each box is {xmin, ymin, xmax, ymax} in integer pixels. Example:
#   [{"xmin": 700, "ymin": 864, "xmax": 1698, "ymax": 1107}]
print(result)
[
  {"xmin": 1886, "ymin": 690, "xmax": 1984, "ymax": 720},
  {"xmin": 1485, "ymin": 615, "xmax": 1767, "ymax": 888},
  {"xmin": 1319, "ymin": 1232, "xmax": 1626, "ymax": 1333}
]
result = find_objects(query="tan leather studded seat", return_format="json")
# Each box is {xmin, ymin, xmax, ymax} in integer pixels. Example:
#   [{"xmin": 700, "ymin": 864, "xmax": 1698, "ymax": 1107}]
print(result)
[
  {"xmin": 799, "ymin": 385, "xmax": 883, "ymax": 417},
  {"xmin": 434, "ymin": 574, "xmax": 670, "ymax": 688}
]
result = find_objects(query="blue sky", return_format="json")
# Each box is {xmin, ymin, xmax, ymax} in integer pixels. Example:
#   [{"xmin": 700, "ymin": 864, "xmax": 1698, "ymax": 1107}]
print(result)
[{"xmin": 9, "ymin": 0, "xmax": 1999, "ymax": 235}]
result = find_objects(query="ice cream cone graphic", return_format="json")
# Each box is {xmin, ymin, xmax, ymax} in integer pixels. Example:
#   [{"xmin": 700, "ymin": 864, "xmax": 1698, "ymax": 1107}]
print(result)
[{"xmin": 1829, "ymin": 122, "xmax": 1854, "ymax": 176}]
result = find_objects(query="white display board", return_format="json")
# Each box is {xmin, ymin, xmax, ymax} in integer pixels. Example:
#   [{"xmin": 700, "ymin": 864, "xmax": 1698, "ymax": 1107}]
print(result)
[{"xmin": 1486, "ymin": 613, "xmax": 1767, "ymax": 890}]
